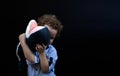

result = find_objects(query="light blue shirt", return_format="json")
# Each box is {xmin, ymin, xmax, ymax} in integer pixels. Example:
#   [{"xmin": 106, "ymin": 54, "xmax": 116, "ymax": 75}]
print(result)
[{"xmin": 26, "ymin": 45, "xmax": 58, "ymax": 76}]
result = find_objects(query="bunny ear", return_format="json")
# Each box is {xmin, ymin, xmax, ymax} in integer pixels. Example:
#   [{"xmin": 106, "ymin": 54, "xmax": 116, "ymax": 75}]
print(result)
[{"xmin": 25, "ymin": 19, "xmax": 38, "ymax": 38}]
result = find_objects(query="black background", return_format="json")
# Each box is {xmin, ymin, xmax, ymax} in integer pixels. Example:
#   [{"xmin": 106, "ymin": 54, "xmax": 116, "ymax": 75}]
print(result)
[{"xmin": 1, "ymin": 0, "xmax": 120, "ymax": 75}]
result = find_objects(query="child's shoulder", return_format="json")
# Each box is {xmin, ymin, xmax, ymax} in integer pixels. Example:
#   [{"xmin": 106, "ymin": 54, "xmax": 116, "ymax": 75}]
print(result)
[{"xmin": 48, "ymin": 45, "xmax": 55, "ymax": 49}]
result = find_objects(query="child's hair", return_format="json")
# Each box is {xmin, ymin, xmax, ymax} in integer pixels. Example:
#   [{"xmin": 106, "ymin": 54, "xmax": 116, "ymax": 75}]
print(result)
[{"xmin": 37, "ymin": 14, "xmax": 63, "ymax": 37}]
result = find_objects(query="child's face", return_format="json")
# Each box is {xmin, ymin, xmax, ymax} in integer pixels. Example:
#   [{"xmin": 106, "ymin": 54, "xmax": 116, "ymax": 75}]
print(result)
[{"xmin": 45, "ymin": 25, "xmax": 57, "ymax": 44}]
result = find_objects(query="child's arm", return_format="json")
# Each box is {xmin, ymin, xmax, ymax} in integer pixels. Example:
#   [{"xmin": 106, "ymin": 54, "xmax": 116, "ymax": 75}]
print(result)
[{"xmin": 19, "ymin": 33, "xmax": 35, "ymax": 63}]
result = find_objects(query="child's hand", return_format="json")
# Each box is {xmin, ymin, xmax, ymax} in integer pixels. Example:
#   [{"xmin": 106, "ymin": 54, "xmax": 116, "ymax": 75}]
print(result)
[
  {"xmin": 19, "ymin": 33, "xmax": 26, "ymax": 43},
  {"xmin": 35, "ymin": 44, "xmax": 46, "ymax": 54}
]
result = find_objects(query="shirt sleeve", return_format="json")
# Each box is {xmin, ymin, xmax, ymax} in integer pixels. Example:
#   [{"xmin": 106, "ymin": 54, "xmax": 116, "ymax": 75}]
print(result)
[
  {"xmin": 26, "ymin": 51, "xmax": 40, "ymax": 64},
  {"xmin": 47, "ymin": 46, "xmax": 58, "ymax": 72}
]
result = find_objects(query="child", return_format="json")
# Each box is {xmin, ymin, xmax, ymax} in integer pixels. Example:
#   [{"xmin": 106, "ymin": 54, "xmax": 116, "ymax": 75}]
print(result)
[{"xmin": 17, "ymin": 14, "xmax": 63, "ymax": 76}]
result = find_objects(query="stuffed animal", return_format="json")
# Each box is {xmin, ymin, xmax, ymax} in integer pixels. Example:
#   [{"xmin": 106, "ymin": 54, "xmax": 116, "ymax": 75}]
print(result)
[{"xmin": 16, "ymin": 19, "xmax": 50, "ymax": 75}]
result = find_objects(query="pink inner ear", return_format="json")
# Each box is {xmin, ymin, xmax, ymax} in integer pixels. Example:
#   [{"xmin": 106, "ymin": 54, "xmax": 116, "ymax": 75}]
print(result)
[
  {"xmin": 30, "ymin": 20, "xmax": 38, "ymax": 34},
  {"xmin": 30, "ymin": 26, "xmax": 45, "ymax": 34}
]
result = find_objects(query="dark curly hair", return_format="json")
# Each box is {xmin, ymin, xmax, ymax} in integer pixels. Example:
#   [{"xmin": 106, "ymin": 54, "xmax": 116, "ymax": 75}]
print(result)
[{"xmin": 37, "ymin": 14, "xmax": 63, "ymax": 37}]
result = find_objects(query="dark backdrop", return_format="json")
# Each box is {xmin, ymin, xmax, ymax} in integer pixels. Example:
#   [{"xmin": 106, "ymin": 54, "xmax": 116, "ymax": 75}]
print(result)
[{"xmin": 1, "ymin": 0, "xmax": 120, "ymax": 75}]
